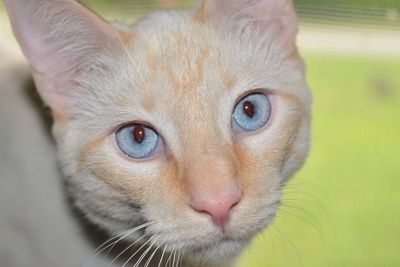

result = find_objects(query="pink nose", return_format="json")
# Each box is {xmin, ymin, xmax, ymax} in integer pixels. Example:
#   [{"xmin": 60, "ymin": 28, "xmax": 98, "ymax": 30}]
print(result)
[{"xmin": 191, "ymin": 193, "xmax": 241, "ymax": 229}]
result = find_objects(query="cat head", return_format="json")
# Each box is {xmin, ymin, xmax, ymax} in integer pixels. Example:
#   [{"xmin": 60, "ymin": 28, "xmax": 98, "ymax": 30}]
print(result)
[{"xmin": 5, "ymin": 0, "xmax": 311, "ymax": 264}]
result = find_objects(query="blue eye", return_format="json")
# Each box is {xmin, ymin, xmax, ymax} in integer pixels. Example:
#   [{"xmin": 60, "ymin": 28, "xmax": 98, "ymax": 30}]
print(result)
[
  {"xmin": 232, "ymin": 93, "xmax": 271, "ymax": 132},
  {"xmin": 115, "ymin": 124, "xmax": 159, "ymax": 159}
]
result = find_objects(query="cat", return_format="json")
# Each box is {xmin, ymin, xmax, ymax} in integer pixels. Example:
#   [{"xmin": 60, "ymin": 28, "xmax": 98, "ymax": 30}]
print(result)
[{"xmin": 3, "ymin": 0, "xmax": 312, "ymax": 266}]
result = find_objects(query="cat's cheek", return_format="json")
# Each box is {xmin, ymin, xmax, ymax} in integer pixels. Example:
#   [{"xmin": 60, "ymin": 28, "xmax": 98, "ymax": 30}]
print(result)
[
  {"xmin": 78, "ymin": 135, "xmax": 162, "ymax": 197},
  {"xmin": 233, "ymin": 94, "xmax": 304, "ymax": 167},
  {"xmin": 70, "ymin": 183, "xmax": 143, "ymax": 234}
]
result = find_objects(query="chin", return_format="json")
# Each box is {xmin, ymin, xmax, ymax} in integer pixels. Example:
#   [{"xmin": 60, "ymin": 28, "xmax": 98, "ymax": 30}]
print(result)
[{"xmin": 186, "ymin": 238, "xmax": 249, "ymax": 265}]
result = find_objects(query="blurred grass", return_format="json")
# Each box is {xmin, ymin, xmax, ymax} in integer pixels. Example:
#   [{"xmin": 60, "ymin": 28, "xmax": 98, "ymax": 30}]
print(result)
[{"xmin": 238, "ymin": 55, "xmax": 400, "ymax": 267}]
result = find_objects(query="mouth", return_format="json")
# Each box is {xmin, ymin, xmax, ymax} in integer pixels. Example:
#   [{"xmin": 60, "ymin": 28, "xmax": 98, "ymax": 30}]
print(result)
[{"xmin": 184, "ymin": 213, "xmax": 276, "ymax": 260}]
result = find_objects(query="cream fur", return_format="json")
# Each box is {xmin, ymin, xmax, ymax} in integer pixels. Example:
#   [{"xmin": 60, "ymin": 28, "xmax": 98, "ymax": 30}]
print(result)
[{"xmin": 3, "ymin": 0, "xmax": 312, "ymax": 266}]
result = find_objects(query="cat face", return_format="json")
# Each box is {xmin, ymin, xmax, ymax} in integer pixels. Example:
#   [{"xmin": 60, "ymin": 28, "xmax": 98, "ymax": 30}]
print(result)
[{"xmin": 5, "ymin": 0, "xmax": 311, "ymax": 264}]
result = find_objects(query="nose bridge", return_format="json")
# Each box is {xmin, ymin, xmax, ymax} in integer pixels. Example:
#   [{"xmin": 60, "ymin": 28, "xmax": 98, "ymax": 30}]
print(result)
[
  {"xmin": 185, "ymin": 144, "xmax": 242, "ymax": 229},
  {"xmin": 176, "ymin": 90, "xmax": 221, "ymax": 150},
  {"xmin": 168, "ymin": 83, "xmax": 241, "ymax": 199},
  {"xmin": 185, "ymin": 142, "xmax": 238, "ymax": 193},
  {"xmin": 185, "ymin": 142, "xmax": 242, "ymax": 214}
]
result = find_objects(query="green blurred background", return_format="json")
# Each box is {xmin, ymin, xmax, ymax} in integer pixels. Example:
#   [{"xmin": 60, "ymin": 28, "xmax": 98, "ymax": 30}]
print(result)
[{"xmin": 1, "ymin": 0, "xmax": 399, "ymax": 266}]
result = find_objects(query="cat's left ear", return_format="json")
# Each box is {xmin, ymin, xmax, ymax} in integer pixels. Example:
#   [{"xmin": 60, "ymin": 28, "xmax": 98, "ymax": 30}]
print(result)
[
  {"xmin": 4, "ymin": 0, "xmax": 121, "ymax": 118},
  {"xmin": 196, "ymin": 0, "xmax": 297, "ymax": 50}
]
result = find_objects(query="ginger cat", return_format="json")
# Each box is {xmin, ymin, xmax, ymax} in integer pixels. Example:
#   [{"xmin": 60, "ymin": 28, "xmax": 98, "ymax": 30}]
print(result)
[{"xmin": 3, "ymin": 0, "xmax": 311, "ymax": 266}]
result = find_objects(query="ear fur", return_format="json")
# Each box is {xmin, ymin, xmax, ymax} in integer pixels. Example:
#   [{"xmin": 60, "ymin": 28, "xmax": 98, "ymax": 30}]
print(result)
[
  {"xmin": 4, "ymin": 0, "xmax": 120, "ymax": 117},
  {"xmin": 197, "ymin": 0, "xmax": 298, "ymax": 50}
]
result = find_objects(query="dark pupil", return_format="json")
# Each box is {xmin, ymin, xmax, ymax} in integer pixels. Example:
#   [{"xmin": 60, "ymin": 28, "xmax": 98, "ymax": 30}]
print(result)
[
  {"xmin": 133, "ymin": 126, "xmax": 145, "ymax": 143},
  {"xmin": 243, "ymin": 101, "xmax": 255, "ymax": 118}
]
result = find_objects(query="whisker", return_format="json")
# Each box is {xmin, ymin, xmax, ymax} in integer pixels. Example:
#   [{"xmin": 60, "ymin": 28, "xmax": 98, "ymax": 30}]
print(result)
[
  {"xmin": 165, "ymin": 247, "xmax": 174, "ymax": 267},
  {"xmin": 280, "ymin": 203, "xmax": 319, "ymax": 223},
  {"xmin": 144, "ymin": 236, "xmax": 163, "ymax": 267},
  {"xmin": 281, "ymin": 188, "xmax": 321, "ymax": 202},
  {"xmin": 281, "ymin": 197, "xmax": 325, "ymax": 211},
  {"xmin": 278, "ymin": 208, "xmax": 322, "ymax": 234},
  {"xmin": 133, "ymin": 235, "xmax": 160, "ymax": 267},
  {"xmin": 97, "ymin": 221, "xmax": 153, "ymax": 253},
  {"xmin": 157, "ymin": 244, "xmax": 167, "ymax": 267},
  {"xmin": 108, "ymin": 233, "xmax": 147, "ymax": 267},
  {"xmin": 266, "ymin": 224, "xmax": 276, "ymax": 248},
  {"xmin": 171, "ymin": 247, "xmax": 176, "ymax": 267},
  {"xmin": 176, "ymin": 246, "xmax": 182, "ymax": 267},
  {"xmin": 270, "ymin": 223, "xmax": 304, "ymax": 267},
  {"xmin": 122, "ymin": 235, "xmax": 154, "ymax": 267},
  {"xmin": 280, "ymin": 184, "xmax": 324, "ymax": 204},
  {"xmin": 281, "ymin": 181, "xmax": 323, "ymax": 190},
  {"xmin": 83, "ymin": 221, "xmax": 154, "ymax": 266},
  {"xmin": 105, "ymin": 228, "xmax": 147, "ymax": 257}
]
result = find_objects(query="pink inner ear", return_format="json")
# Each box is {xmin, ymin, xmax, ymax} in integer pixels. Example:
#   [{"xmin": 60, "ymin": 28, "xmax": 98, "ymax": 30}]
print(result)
[
  {"xmin": 31, "ymin": 69, "xmax": 75, "ymax": 118},
  {"xmin": 4, "ymin": 0, "xmax": 120, "ymax": 118}
]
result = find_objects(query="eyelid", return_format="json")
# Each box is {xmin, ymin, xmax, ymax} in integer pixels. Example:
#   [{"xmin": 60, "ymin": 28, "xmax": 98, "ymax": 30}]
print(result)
[
  {"xmin": 232, "ymin": 88, "xmax": 271, "ymax": 113},
  {"xmin": 112, "ymin": 120, "xmax": 159, "ymax": 134}
]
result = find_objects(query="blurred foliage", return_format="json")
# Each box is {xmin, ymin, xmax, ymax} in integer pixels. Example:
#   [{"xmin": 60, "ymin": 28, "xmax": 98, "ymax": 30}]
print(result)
[{"xmin": 296, "ymin": 0, "xmax": 400, "ymax": 8}]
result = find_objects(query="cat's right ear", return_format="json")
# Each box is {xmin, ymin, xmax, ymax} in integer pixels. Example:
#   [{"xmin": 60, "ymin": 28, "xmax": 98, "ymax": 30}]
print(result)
[{"xmin": 4, "ymin": 0, "xmax": 120, "ymax": 118}]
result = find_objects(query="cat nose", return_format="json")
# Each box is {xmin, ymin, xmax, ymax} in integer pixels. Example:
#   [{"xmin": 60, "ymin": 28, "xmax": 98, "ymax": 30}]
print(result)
[{"xmin": 191, "ymin": 192, "xmax": 241, "ymax": 229}]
